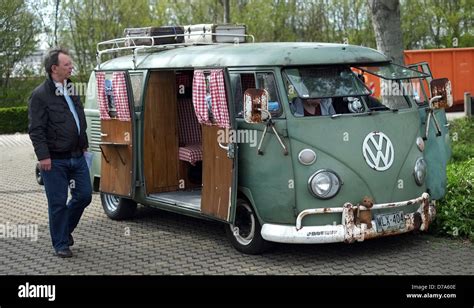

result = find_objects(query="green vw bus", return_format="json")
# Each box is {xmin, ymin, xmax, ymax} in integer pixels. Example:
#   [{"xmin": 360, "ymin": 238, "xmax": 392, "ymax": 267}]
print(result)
[{"xmin": 84, "ymin": 27, "xmax": 452, "ymax": 254}]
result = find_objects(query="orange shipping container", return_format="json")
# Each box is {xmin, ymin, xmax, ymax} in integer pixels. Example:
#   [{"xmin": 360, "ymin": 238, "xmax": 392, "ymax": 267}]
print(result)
[{"xmin": 405, "ymin": 48, "xmax": 474, "ymax": 109}]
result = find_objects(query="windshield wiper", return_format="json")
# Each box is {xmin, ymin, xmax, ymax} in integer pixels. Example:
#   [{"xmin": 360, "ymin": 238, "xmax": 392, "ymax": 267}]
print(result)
[
  {"xmin": 368, "ymin": 106, "xmax": 390, "ymax": 111},
  {"xmin": 352, "ymin": 111, "xmax": 373, "ymax": 117},
  {"xmin": 330, "ymin": 111, "xmax": 373, "ymax": 119}
]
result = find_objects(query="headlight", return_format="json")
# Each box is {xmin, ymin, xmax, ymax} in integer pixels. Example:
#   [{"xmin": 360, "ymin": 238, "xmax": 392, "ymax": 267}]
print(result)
[
  {"xmin": 308, "ymin": 170, "xmax": 342, "ymax": 199},
  {"xmin": 414, "ymin": 157, "xmax": 427, "ymax": 186}
]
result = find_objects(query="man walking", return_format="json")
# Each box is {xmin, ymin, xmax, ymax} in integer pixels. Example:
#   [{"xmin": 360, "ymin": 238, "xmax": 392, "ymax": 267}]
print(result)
[{"xmin": 28, "ymin": 47, "xmax": 92, "ymax": 258}]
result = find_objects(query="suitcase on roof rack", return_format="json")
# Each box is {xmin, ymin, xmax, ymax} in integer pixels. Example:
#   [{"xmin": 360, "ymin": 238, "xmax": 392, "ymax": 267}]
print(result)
[
  {"xmin": 183, "ymin": 24, "xmax": 246, "ymax": 44},
  {"xmin": 124, "ymin": 26, "xmax": 185, "ymax": 46}
]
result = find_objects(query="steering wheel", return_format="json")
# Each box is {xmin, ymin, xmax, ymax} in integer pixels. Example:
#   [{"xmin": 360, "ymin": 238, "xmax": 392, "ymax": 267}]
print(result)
[{"xmin": 345, "ymin": 97, "xmax": 364, "ymax": 113}]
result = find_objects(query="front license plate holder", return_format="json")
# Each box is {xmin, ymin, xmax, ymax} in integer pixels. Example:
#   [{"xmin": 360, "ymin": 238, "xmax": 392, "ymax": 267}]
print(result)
[{"xmin": 375, "ymin": 211, "xmax": 405, "ymax": 232}]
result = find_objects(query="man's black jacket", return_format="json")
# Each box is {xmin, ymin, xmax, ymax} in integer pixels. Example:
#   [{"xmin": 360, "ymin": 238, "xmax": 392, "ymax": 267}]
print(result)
[{"xmin": 28, "ymin": 76, "xmax": 89, "ymax": 161}]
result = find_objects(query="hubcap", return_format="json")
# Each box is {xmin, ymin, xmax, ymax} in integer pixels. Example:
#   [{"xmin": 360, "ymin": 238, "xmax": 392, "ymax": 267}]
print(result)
[
  {"xmin": 104, "ymin": 194, "xmax": 120, "ymax": 213},
  {"xmin": 231, "ymin": 202, "xmax": 255, "ymax": 246}
]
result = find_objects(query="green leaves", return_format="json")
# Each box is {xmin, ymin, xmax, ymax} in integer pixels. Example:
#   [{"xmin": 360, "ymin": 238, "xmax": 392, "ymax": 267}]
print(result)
[
  {"xmin": 0, "ymin": 106, "xmax": 28, "ymax": 134},
  {"xmin": 433, "ymin": 118, "xmax": 474, "ymax": 241},
  {"xmin": 0, "ymin": 0, "xmax": 41, "ymax": 86},
  {"xmin": 401, "ymin": 0, "xmax": 473, "ymax": 49},
  {"xmin": 60, "ymin": 0, "xmax": 154, "ymax": 82}
]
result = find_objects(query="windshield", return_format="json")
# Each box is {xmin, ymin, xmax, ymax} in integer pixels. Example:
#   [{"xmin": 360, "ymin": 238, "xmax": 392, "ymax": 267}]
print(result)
[
  {"xmin": 353, "ymin": 64, "xmax": 426, "ymax": 111},
  {"xmin": 283, "ymin": 64, "xmax": 423, "ymax": 117},
  {"xmin": 355, "ymin": 63, "xmax": 429, "ymax": 80},
  {"xmin": 283, "ymin": 66, "xmax": 371, "ymax": 98}
]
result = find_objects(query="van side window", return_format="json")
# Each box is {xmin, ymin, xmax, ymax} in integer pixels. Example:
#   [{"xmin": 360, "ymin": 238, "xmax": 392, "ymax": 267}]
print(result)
[
  {"xmin": 256, "ymin": 72, "xmax": 282, "ymax": 117},
  {"xmin": 230, "ymin": 72, "xmax": 281, "ymax": 118},
  {"xmin": 203, "ymin": 72, "xmax": 216, "ymax": 124},
  {"xmin": 230, "ymin": 73, "xmax": 255, "ymax": 118},
  {"xmin": 283, "ymin": 73, "xmax": 298, "ymax": 102},
  {"xmin": 130, "ymin": 72, "xmax": 144, "ymax": 108},
  {"xmin": 229, "ymin": 73, "xmax": 244, "ymax": 117}
]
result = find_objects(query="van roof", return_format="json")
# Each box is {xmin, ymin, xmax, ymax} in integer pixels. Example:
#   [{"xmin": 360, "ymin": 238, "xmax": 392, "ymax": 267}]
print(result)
[{"xmin": 98, "ymin": 42, "xmax": 389, "ymax": 70}]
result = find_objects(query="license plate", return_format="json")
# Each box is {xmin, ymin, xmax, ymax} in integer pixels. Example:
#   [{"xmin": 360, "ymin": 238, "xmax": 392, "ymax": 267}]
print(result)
[{"xmin": 375, "ymin": 211, "xmax": 405, "ymax": 232}]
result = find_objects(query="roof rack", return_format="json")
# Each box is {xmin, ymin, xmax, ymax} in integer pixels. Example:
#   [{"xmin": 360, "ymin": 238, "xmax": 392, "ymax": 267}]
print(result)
[{"xmin": 96, "ymin": 32, "xmax": 255, "ymax": 69}]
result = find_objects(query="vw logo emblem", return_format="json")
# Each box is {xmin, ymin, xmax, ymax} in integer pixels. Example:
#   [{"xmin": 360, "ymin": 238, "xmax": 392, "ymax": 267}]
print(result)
[{"xmin": 362, "ymin": 132, "xmax": 394, "ymax": 171}]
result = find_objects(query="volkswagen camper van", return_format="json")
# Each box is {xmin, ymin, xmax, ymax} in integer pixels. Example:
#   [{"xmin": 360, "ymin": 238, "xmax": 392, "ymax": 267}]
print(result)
[{"xmin": 83, "ymin": 25, "xmax": 452, "ymax": 254}]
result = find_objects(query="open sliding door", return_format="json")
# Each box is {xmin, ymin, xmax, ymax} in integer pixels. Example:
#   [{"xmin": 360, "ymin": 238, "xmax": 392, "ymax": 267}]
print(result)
[
  {"xmin": 193, "ymin": 69, "xmax": 238, "ymax": 221},
  {"xmin": 95, "ymin": 71, "xmax": 135, "ymax": 198}
]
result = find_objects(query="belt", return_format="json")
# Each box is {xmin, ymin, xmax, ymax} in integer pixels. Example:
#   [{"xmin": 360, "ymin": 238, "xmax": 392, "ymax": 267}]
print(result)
[{"xmin": 50, "ymin": 150, "xmax": 83, "ymax": 159}]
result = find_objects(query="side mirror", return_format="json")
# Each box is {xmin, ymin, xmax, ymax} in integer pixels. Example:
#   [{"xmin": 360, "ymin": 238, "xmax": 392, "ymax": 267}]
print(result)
[
  {"xmin": 430, "ymin": 78, "xmax": 453, "ymax": 109},
  {"xmin": 243, "ymin": 88, "xmax": 269, "ymax": 123}
]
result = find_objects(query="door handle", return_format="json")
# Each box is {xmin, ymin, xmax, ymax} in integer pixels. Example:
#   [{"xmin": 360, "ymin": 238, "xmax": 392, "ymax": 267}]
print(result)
[
  {"xmin": 218, "ymin": 142, "xmax": 229, "ymax": 151},
  {"xmin": 100, "ymin": 133, "xmax": 108, "ymax": 137},
  {"xmin": 218, "ymin": 142, "xmax": 235, "ymax": 159}
]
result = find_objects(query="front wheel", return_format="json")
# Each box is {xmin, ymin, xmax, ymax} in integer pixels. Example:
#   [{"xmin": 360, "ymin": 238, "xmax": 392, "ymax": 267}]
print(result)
[
  {"xmin": 225, "ymin": 198, "xmax": 270, "ymax": 254},
  {"xmin": 100, "ymin": 192, "xmax": 137, "ymax": 220}
]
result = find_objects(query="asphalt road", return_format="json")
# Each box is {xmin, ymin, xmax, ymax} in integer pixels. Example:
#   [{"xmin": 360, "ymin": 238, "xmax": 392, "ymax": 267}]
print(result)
[{"xmin": 0, "ymin": 134, "xmax": 472, "ymax": 275}]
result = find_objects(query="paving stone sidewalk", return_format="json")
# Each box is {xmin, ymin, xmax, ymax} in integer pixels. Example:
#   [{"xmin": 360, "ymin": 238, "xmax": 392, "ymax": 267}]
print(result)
[{"xmin": 0, "ymin": 134, "xmax": 472, "ymax": 275}]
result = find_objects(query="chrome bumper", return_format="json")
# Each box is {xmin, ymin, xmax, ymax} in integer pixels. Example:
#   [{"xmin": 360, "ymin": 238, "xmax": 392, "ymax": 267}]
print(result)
[{"xmin": 261, "ymin": 193, "xmax": 434, "ymax": 244}]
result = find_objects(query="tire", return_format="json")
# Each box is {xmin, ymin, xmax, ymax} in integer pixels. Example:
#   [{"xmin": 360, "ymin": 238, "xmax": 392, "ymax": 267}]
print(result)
[
  {"xmin": 100, "ymin": 192, "xmax": 137, "ymax": 220},
  {"xmin": 225, "ymin": 198, "xmax": 270, "ymax": 255},
  {"xmin": 35, "ymin": 163, "xmax": 44, "ymax": 186}
]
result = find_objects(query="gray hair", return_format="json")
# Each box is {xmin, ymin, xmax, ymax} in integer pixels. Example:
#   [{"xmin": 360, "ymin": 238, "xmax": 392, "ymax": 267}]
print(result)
[{"xmin": 44, "ymin": 47, "xmax": 70, "ymax": 74}]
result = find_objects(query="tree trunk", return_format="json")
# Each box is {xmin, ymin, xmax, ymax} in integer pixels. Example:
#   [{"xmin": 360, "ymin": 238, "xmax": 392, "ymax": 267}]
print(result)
[
  {"xmin": 223, "ymin": 0, "xmax": 230, "ymax": 23},
  {"xmin": 55, "ymin": 0, "xmax": 60, "ymax": 46},
  {"xmin": 367, "ymin": 0, "xmax": 404, "ymax": 65}
]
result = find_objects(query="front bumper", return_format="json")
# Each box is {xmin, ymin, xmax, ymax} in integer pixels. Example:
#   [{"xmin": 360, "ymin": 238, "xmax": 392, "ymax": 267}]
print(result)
[{"xmin": 261, "ymin": 193, "xmax": 434, "ymax": 244}]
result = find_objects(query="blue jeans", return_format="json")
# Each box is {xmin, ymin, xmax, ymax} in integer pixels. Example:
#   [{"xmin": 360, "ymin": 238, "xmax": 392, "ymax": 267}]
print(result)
[{"xmin": 41, "ymin": 155, "xmax": 92, "ymax": 251}]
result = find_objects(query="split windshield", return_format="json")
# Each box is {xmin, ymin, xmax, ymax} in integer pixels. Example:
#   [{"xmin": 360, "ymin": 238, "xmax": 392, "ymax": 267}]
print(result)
[
  {"xmin": 283, "ymin": 66, "xmax": 370, "ymax": 98},
  {"xmin": 283, "ymin": 64, "xmax": 425, "ymax": 116},
  {"xmin": 354, "ymin": 63, "xmax": 429, "ymax": 80}
]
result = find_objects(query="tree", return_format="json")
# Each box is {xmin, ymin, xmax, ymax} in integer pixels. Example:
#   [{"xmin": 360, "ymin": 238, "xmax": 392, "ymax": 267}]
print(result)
[
  {"xmin": 29, "ymin": 0, "xmax": 59, "ymax": 49},
  {"xmin": 400, "ymin": 0, "xmax": 431, "ymax": 49},
  {"xmin": 401, "ymin": 0, "xmax": 473, "ymax": 49},
  {"xmin": 60, "ymin": 0, "xmax": 153, "ymax": 82},
  {"xmin": 55, "ymin": 0, "xmax": 60, "ymax": 46},
  {"xmin": 0, "ymin": 0, "xmax": 40, "ymax": 87},
  {"xmin": 367, "ymin": 0, "xmax": 404, "ymax": 64}
]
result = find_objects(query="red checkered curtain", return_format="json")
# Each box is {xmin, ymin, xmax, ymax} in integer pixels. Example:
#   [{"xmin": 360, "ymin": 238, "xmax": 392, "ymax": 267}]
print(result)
[
  {"xmin": 96, "ymin": 72, "xmax": 111, "ymax": 120},
  {"xmin": 210, "ymin": 70, "xmax": 230, "ymax": 128},
  {"xmin": 112, "ymin": 72, "xmax": 131, "ymax": 121},
  {"xmin": 177, "ymin": 98, "xmax": 201, "ymax": 145},
  {"xmin": 192, "ymin": 70, "xmax": 211, "ymax": 125}
]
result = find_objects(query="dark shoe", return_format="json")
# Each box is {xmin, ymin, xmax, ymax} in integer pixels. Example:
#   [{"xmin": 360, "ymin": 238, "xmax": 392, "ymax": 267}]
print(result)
[
  {"xmin": 68, "ymin": 234, "xmax": 74, "ymax": 246},
  {"xmin": 55, "ymin": 248, "xmax": 73, "ymax": 258}
]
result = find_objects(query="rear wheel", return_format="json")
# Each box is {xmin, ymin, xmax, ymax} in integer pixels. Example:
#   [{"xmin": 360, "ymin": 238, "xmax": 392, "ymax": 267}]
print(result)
[
  {"xmin": 225, "ymin": 198, "xmax": 270, "ymax": 254},
  {"xmin": 100, "ymin": 192, "xmax": 137, "ymax": 220}
]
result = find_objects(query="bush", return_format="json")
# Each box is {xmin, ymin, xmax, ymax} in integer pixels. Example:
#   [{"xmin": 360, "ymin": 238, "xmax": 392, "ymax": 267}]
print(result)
[
  {"xmin": 432, "ymin": 117, "xmax": 474, "ymax": 241},
  {"xmin": 433, "ymin": 159, "xmax": 474, "ymax": 241},
  {"xmin": 449, "ymin": 117, "xmax": 474, "ymax": 162},
  {"xmin": 0, "ymin": 106, "xmax": 28, "ymax": 134},
  {"xmin": 0, "ymin": 76, "xmax": 43, "ymax": 108}
]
